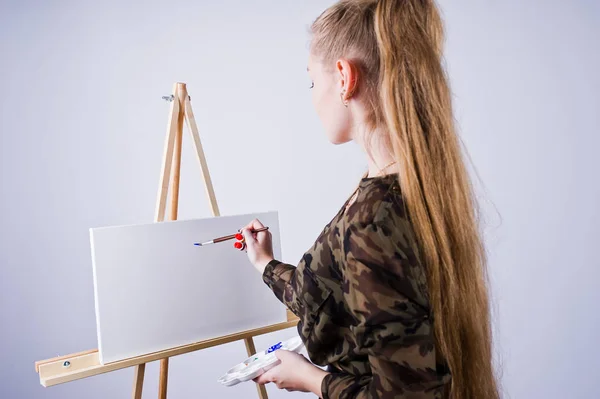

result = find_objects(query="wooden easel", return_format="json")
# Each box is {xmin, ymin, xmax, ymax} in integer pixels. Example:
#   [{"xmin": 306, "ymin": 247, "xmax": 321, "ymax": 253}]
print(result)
[{"xmin": 34, "ymin": 82, "xmax": 298, "ymax": 398}]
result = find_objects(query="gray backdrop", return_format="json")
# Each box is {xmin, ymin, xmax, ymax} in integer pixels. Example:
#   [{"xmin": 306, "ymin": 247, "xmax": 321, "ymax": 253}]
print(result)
[{"xmin": 1, "ymin": 0, "xmax": 598, "ymax": 398}]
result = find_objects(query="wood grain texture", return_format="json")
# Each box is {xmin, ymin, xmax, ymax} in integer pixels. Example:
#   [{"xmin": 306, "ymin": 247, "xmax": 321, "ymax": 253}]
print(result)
[
  {"xmin": 184, "ymin": 95, "xmax": 220, "ymax": 217},
  {"xmin": 131, "ymin": 363, "xmax": 145, "ymax": 399},
  {"xmin": 158, "ymin": 358, "xmax": 168, "ymax": 399},
  {"xmin": 169, "ymin": 84, "xmax": 185, "ymax": 222},
  {"xmin": 35, "ymin": 349, "xmax": 98, "ymax": 373},
  {"xmin": 155, "ymin": 83, "xmax": 181, "ymax": 223}
]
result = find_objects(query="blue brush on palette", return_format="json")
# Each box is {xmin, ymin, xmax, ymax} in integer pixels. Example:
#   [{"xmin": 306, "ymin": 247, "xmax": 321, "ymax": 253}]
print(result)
[{"xmin": 217, "ymin": 336, "xmax": 305, "ymax": 387}]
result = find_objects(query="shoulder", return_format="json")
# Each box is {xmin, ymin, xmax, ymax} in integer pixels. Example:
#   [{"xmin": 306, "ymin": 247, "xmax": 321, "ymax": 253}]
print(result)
[
  {"xmin": 345, "ymin": 174, "xmax": 412, "ymax": 235},
  {"xmin": 342, "ymin": 174, "xmax": 429, "ymax": 306}
]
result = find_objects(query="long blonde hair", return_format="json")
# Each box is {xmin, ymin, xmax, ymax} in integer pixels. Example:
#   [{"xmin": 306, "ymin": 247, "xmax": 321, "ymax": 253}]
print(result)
[{"xmin": 310, "ymin": 1, "xmax": 499, "ymax": 398}]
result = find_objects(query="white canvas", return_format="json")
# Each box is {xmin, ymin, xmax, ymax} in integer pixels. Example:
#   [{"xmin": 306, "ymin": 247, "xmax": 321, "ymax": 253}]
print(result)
[{"xmin": 89, "ymin": 211, "xmax": 287, "ymax": 364}]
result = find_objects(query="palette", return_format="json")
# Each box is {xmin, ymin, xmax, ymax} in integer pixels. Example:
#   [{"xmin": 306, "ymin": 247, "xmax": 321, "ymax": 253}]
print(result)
[{"xmin": 218, "ymin": 336, "xmax": 305, "ymax": 386}]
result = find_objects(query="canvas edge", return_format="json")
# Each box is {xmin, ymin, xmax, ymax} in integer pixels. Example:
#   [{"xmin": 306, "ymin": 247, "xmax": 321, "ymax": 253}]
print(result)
[{"xmin": 89, "ymin": 227, "xmax": 105, "ymax": 365}]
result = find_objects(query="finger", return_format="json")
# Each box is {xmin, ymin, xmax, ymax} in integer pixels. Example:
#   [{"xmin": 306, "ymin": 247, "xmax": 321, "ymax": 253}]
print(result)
[
  {"xmin": 255, "ymin": 228, "xmax": 272, "ymax": 244},
  {"xmin": 241, "ymin": 227, "xmax": 257, "ymax": 244},
  {"xmin": 254, "ymin": 374, "xmax": 267, "ymax": 385},
  {"xmin": 240, "ymin": 223, "xmax": 251, "ymax": 233},
  {"xmin": 250, "ymin": 218, "xmax": 265, "ymax": 230},
  {"xmin": 241, "ymin": 218, "xmax": 264, "ymax": 233},
  {"xmin": 274, "ymin": 349, "xmax": 300, "ymax": 362},
  {"xmin": 254, "ymin": 369, "xmax": 275, "ymax": 385}
]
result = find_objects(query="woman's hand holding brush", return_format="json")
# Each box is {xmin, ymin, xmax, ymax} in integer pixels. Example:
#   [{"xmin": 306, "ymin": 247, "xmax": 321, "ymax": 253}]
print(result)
[{"xmin": 239, "ymin": 218, "xmax": 275, "ymax": 274}]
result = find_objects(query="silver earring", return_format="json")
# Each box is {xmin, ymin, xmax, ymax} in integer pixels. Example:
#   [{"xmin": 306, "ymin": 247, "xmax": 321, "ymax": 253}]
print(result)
[{"xmin": 340, "ymin": 91, "xmax": 348, "ymax": 107}]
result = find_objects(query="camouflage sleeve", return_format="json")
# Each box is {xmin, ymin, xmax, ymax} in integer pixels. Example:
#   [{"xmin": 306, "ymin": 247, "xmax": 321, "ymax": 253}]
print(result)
[
  {"xmin": 262, "ymin": 259, "xmax": 302, "ymax": 318},
  {"xmin": 321, "ymin": 220, "xmax": 438, "ymax": 399}
]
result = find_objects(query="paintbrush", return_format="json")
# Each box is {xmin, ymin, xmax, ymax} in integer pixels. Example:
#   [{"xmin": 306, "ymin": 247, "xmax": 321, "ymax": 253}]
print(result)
[{"xmin": 193, "ymin": 226, "xmax": 269, "ymax": 246}]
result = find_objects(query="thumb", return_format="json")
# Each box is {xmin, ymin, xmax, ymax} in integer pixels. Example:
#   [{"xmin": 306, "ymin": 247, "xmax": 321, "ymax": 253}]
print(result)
[{"xmin": 273, "ymin": 349, "xmax": 296, "ymax": 361}]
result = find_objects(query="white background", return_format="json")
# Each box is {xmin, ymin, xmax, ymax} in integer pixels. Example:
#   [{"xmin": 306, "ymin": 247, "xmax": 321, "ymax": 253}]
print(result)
[{"xmin": 1, "ymin": 0, "xmax": 598, "ymax": 398}]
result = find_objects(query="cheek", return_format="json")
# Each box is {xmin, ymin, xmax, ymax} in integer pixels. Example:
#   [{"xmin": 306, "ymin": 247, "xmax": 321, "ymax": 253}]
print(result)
[{"xmin": 312, "ymin": 86, "xmax": 328, "ymax": 122}]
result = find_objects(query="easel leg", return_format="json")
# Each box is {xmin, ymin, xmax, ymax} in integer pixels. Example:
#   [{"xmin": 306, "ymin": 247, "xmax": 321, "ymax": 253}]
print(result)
[
  {"xmin": 169, "ymin": 88, "xmax": 184, "ymax": 219},
  {"xmin": 158, "ymin": 359, "xmax": 169, "ymax": 399},
  {"xmin": 155, "ymin": 84, "xmax": 181, "ymax": 222},
  {"xmin": 157, "ymin": 83, "xmax": 185, "ymax": 399},
  {"xmin": 245, "ymin": 338, "xmax": 268, "ymax": 399},
  {"xmin": 132, "ymin": 364, "xmax": 146, "ymax": 399},
  {"xmin": 184, "ymin": 95, "xmax": 220, "ymax": 217}
]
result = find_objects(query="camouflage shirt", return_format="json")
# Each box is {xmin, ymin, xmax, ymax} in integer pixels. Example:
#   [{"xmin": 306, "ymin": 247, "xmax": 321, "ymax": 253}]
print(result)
[{"xmin": 262, "ymin": 174, "xmax": 451, "ymax": 398}]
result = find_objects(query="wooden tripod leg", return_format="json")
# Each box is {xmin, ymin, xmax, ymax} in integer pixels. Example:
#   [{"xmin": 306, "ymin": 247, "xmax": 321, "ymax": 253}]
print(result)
[
  {"xmin": 184, "ymin": 94, "xmax": 220, "ymax": 217},
  {"xmin": 157, "ymin": 83, "xmax": 185, "ymax": 399},
  {"xmin": 155, "ymin": 84, "xmax": 181, "ymax": 222},
  {"xmin": 158, "ymin": 359, "xmax": 169, "ymax": 399},
  {"xmin": 132, "ymin": 364, "xmax": 146, "ymax": 399},
  {"xmin": 245, "ymin": 338, "xmax": 268, "ymax": 399},
  {"xmin": 169, "ymin": 85, "xmax": 184, "ymax": 221}
]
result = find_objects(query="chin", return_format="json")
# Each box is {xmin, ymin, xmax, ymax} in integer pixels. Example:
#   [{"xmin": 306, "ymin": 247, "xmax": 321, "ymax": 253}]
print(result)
[
  {"xmin": 326, "ymin": 132, "xmax": 352, "ymax": 145},
  {"xmin": 329, "ymin": 138, "xmax": 351, "ymax": 145}
]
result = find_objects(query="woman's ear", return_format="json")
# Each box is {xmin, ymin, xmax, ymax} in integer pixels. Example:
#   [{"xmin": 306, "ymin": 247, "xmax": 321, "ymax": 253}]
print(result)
[{"xmin": 336, "ymin": 59, "xmax": 359, "ymax": 99}]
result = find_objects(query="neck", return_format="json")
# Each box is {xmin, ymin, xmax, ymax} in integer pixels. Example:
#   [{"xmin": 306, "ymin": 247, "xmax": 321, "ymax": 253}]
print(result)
[
  {"xmin": 366, "ymin": 156, "xmax": 396, "ymax": 177},
  {"xmin": 349, "ymin": 106, "xmax": 398, "ymax": 178},
  {"xmin": 356, "ymin": 130, "xmax": 397, "ymax": 178}
]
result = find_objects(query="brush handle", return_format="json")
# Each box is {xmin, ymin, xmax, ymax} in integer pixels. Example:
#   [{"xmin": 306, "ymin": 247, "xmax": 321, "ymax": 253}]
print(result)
[
  {"xmin": 248, "ymin": 226, "xmax": 269, "ymax": 234},
  {"xmin": 213, "ymin": 227, "xmax": 269, "ymax": 243}
]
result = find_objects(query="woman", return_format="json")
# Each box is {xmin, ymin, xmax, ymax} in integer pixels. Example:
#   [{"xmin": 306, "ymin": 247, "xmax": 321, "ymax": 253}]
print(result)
[{"xmin": 240, "ymin": 0, "xmax": 500, "ymax": 398}]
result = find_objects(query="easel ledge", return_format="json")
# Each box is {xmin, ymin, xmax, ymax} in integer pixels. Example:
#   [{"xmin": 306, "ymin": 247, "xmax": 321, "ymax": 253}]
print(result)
[{"xmin": 35, "ymin": 317, "xmax": 298, "ymax": 387}]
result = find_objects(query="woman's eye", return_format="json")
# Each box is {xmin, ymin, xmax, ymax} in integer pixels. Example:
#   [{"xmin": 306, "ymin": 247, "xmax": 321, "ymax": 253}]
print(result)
[{"xmin": 309, "ymin": 81, "xmax": 314, "ymax": 89}]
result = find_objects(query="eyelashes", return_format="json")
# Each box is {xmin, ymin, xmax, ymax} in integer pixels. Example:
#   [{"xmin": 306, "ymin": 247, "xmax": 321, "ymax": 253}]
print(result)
[{"xmin": 309, "ymin": 81, "xmax": 314, "ymax": 89}]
